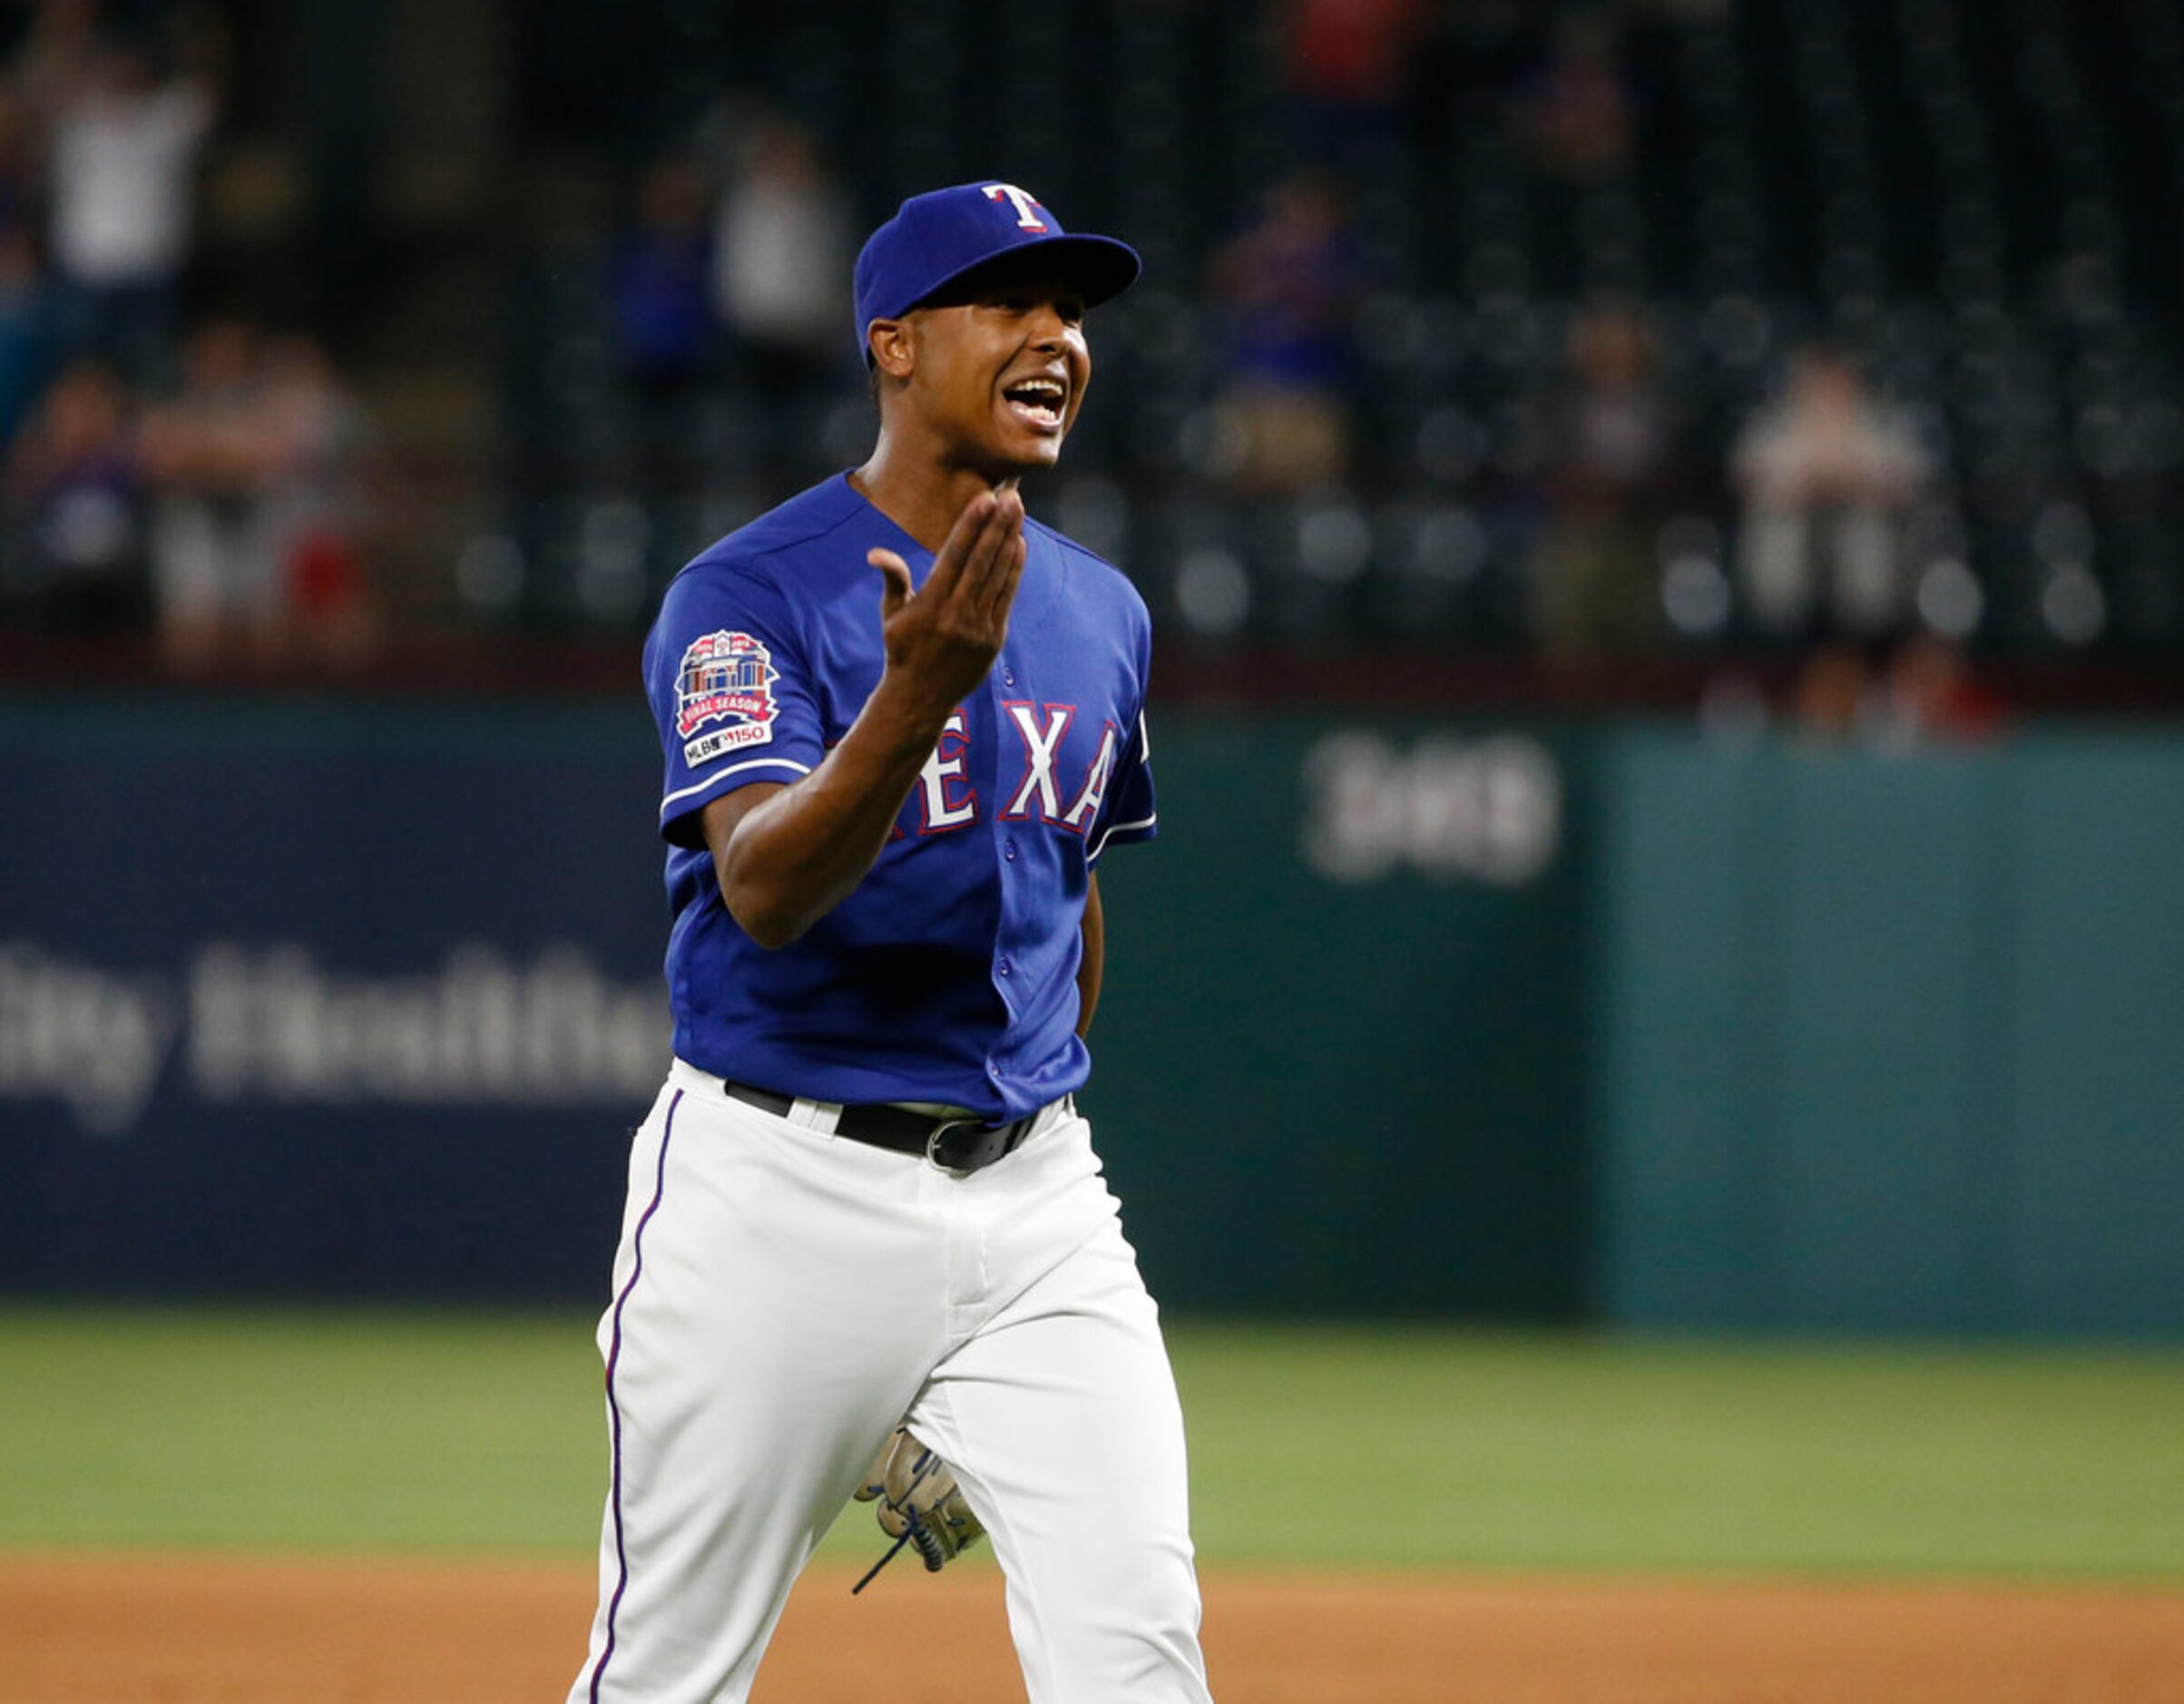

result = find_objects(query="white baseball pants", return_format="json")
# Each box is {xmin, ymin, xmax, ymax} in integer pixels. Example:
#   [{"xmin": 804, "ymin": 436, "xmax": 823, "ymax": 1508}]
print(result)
[{"xmin": 568, "ymin": 1060, "xmax": 1213, "ymax": 1703}]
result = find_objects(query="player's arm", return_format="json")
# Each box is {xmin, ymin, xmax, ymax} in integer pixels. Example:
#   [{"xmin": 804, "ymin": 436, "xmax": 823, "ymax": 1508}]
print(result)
[
  {"xmin": 1075, "ymin": 873, "xmax": 1103, "ymax": 1038},
  {"xmin": 702, "ymin": 488, "xmax": 1026, "ymax": 949}
]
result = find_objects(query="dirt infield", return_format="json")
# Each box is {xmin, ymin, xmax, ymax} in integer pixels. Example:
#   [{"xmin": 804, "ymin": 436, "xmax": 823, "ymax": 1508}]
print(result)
[{"xmin": 2, "ymin": 1552, "xmax": 2180, "ymax": 1703}]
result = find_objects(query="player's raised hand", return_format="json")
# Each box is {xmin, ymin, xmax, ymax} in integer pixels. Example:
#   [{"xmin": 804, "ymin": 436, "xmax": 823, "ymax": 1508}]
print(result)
[{"xmin": 868, "ymin": 485, "xmax": 1026, "ymax": 712}]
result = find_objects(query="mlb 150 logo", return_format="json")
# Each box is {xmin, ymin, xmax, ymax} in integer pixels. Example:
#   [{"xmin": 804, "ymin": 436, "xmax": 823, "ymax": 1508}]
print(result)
[{"xmin": 676, "ymin": 630, "xmax": 781, "ymax": 762}]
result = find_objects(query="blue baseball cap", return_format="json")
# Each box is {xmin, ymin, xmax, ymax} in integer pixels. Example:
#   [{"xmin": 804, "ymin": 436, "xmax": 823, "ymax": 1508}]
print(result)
[{"xmin": 853, "ymin": 181, "xmax": 1141, "ymax": 362}]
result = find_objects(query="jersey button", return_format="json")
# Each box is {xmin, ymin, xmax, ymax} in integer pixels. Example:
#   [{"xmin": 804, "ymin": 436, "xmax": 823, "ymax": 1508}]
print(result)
[
  {"xmin": 987, "ymin": 1060, "xmax": 1003, "ymax": 1079},
  {"xmin": 996, "ymin": 956, "xmax": 1011, "ymax": 976},
  {"xmin": 1003, "ymin": 669, "xmax": 1016, "ymax": 687},
  {"xmin": 1004, "ymin": 838, "xmax": 1017, "ymax": 861}
]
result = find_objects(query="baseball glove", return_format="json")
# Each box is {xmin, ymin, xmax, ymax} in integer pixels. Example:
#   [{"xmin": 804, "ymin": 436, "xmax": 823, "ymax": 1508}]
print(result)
[{"xmin": 850, "ymin": 1427, "xmax": 984, "ymax": 1591}]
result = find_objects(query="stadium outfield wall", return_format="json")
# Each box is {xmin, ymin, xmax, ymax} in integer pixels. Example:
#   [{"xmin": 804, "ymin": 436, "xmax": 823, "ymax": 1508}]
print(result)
[{"xmin": 0, "ymin": 697, "xmax": 2177, "ymax": 1337}]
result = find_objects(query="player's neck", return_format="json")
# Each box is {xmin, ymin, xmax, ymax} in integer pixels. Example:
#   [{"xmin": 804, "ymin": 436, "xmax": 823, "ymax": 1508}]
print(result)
[{"xmin": 851, "ymin": 438, "xmax": 1020, "ymax": 554}]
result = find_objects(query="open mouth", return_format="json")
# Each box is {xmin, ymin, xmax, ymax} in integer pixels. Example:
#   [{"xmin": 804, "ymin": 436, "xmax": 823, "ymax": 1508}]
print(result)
[{"xmin": 1001, "ymin": 376, "xmax": 1067, "ymax": 432}]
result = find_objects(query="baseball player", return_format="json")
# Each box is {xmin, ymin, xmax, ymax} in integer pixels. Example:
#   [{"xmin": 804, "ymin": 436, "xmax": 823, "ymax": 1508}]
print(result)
[{"xmin": 568, "ymin": 182, "xmax": 1214, "ymax": 1703}]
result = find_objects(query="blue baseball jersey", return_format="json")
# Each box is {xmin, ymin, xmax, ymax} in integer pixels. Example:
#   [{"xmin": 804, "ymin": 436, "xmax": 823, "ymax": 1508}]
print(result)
[{"xmin": 642, "ymin": 473, "xmax": 1158, "ymax": 1120}]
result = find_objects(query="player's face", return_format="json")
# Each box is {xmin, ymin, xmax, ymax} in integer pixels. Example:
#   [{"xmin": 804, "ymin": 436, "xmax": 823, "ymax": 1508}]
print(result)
[{"xmin": 906, "ymin": 262, "xmax": 1091, "ymax": 475}]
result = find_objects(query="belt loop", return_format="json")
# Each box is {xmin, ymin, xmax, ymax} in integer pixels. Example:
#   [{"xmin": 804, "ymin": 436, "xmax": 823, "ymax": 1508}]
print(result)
[{"xmin": 789, "ymin": 1098, "xmax": 843, "ymax": 1135}]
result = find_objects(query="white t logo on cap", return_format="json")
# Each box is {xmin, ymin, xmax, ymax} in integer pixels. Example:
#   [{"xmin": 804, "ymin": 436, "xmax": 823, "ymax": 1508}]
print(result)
[{"xmin": 983, "ymin": 183, "xmax": 1049, "ymax": 231}]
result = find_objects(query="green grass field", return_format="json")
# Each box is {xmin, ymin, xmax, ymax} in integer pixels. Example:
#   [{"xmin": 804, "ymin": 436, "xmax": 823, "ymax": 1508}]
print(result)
[{"xmin": 1, "ymin": 1307, "xmax": 2179, "ymax": 1582}]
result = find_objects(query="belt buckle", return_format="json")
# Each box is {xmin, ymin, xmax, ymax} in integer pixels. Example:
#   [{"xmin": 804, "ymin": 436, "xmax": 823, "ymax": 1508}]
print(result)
[{"xmin": 925, "ymin": 1115, "xmax": 980, "ymax": 1173}]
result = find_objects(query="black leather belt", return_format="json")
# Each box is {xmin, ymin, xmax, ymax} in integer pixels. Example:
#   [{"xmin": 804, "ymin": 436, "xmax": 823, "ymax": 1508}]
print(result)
[{"xmin": 720, "ymin": 1081, "xmax": 1048, "ymax": 1173}]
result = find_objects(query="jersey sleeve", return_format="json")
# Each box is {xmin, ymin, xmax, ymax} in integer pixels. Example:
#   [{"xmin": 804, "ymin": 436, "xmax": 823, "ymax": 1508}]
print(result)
[
  {"xmin": 1086, "ymin": 609, "xmax": 1158, "ymax": 866},
  {"xmin": 645, "ymin": 560, "xmax": 825, "ymax": 848},
  {"xmin": 1086, "ymin": 708, "xmax": 1158, "ymax": 865}
]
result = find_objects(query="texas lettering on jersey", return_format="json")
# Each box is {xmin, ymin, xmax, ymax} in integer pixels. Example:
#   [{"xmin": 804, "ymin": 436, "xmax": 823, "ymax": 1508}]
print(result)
[{"xmin": 896, "ymin": 704, "xmax": 1118, "ymax": 839}]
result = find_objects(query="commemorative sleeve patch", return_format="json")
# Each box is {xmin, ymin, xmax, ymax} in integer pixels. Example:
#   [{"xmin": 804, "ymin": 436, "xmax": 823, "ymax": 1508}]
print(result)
[{"xmin": 675, "ymin": 630, "xmax": 782, "ymax": 765}]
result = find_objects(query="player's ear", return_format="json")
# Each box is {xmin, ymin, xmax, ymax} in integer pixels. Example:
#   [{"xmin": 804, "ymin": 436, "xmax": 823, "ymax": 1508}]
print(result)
[{"xmin": 867, "ymin": 318, "xmax": 915, "ymax": 385}]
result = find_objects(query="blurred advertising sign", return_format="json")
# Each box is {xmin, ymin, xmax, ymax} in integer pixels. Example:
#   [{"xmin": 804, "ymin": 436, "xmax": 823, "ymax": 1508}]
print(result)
[
  {"xmin": 0, "ymin": 698, "xmax": 666, "ymax": 1298},
  {"xmin": 0, "ymin": 937, "xmax": 667, "ymax": 1139},
  {"xmin": 1300, "ymin": 730, "xmax": 1562, "ymax": 886}
]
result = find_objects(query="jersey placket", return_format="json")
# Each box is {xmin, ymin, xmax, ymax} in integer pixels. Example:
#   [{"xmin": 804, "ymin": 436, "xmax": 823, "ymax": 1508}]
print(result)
[{"xmin": 982, "ymin": 643, "xmax": 1035, "ymax": 1103}]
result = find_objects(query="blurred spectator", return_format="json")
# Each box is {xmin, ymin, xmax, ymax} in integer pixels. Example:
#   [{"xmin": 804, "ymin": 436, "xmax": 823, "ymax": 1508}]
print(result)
[
  {"xmin": 1278, "ymin": 0, "xmax": 1427, "ymax": 171},
  {"xmin": 1873, "ymin": 633, "xmax": 2007, "ymax": 746},
  {"xmin": 3, "ymin": 356, "xmax": 148, "ymax": 630},
  {"xmin": 1205, "ymin": 170, "xmax": 1363, "ymax": 496},
  {"xmin": 1790, "ymin": 632, "xmax": 2009, "ymax": 745},
  {"xmin": 44, "ymin": 25, "xmax": 219, "ymax": 387},
  {"xmin": 259, "ymin": 331, "xmax": 378, "ymax": 664},
  {"xmin": 1512, "ymin": 16, "xmax": 1633, "ymax": 185},
  {"xmin": 0, "ymin": 224, "xmax": 57, "ymax": 445},
  {"xmin": 1530, "ymin": 302, "xmax": 1681, "ymax": 656},
  {"xmin": 1731, "ymin": 346, "xmax": 1932, "ymax": 643},
  {"xmin": 610, "ymin": 152, "xmax": 716, "ymax": 406},
  {"xmin": 138, "ymin": 316, "xmax": 279, "ymax": 667},
  {"xmin": 709, "ymin": 115, "xmax": 850, "ymax": 400},
  {"xmin": 1788, "ymin": 639, "xmax": 1871, "ymax": 739}
]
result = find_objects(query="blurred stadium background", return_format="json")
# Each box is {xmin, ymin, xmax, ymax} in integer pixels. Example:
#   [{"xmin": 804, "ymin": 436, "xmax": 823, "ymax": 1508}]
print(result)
[{"xmin": 2, "ymin": 0, "xmax": 2182, "ymax": 1648}]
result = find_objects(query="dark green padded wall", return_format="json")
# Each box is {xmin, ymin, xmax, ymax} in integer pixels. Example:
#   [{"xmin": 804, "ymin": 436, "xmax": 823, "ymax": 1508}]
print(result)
[
  {"xmin": 1596, "ymin": 728, "xmax": 2184, "ymax": 1337},
  {"xmin": 1084, "ymin": 714, "xmax": 1592, "ymax": 1318}
]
